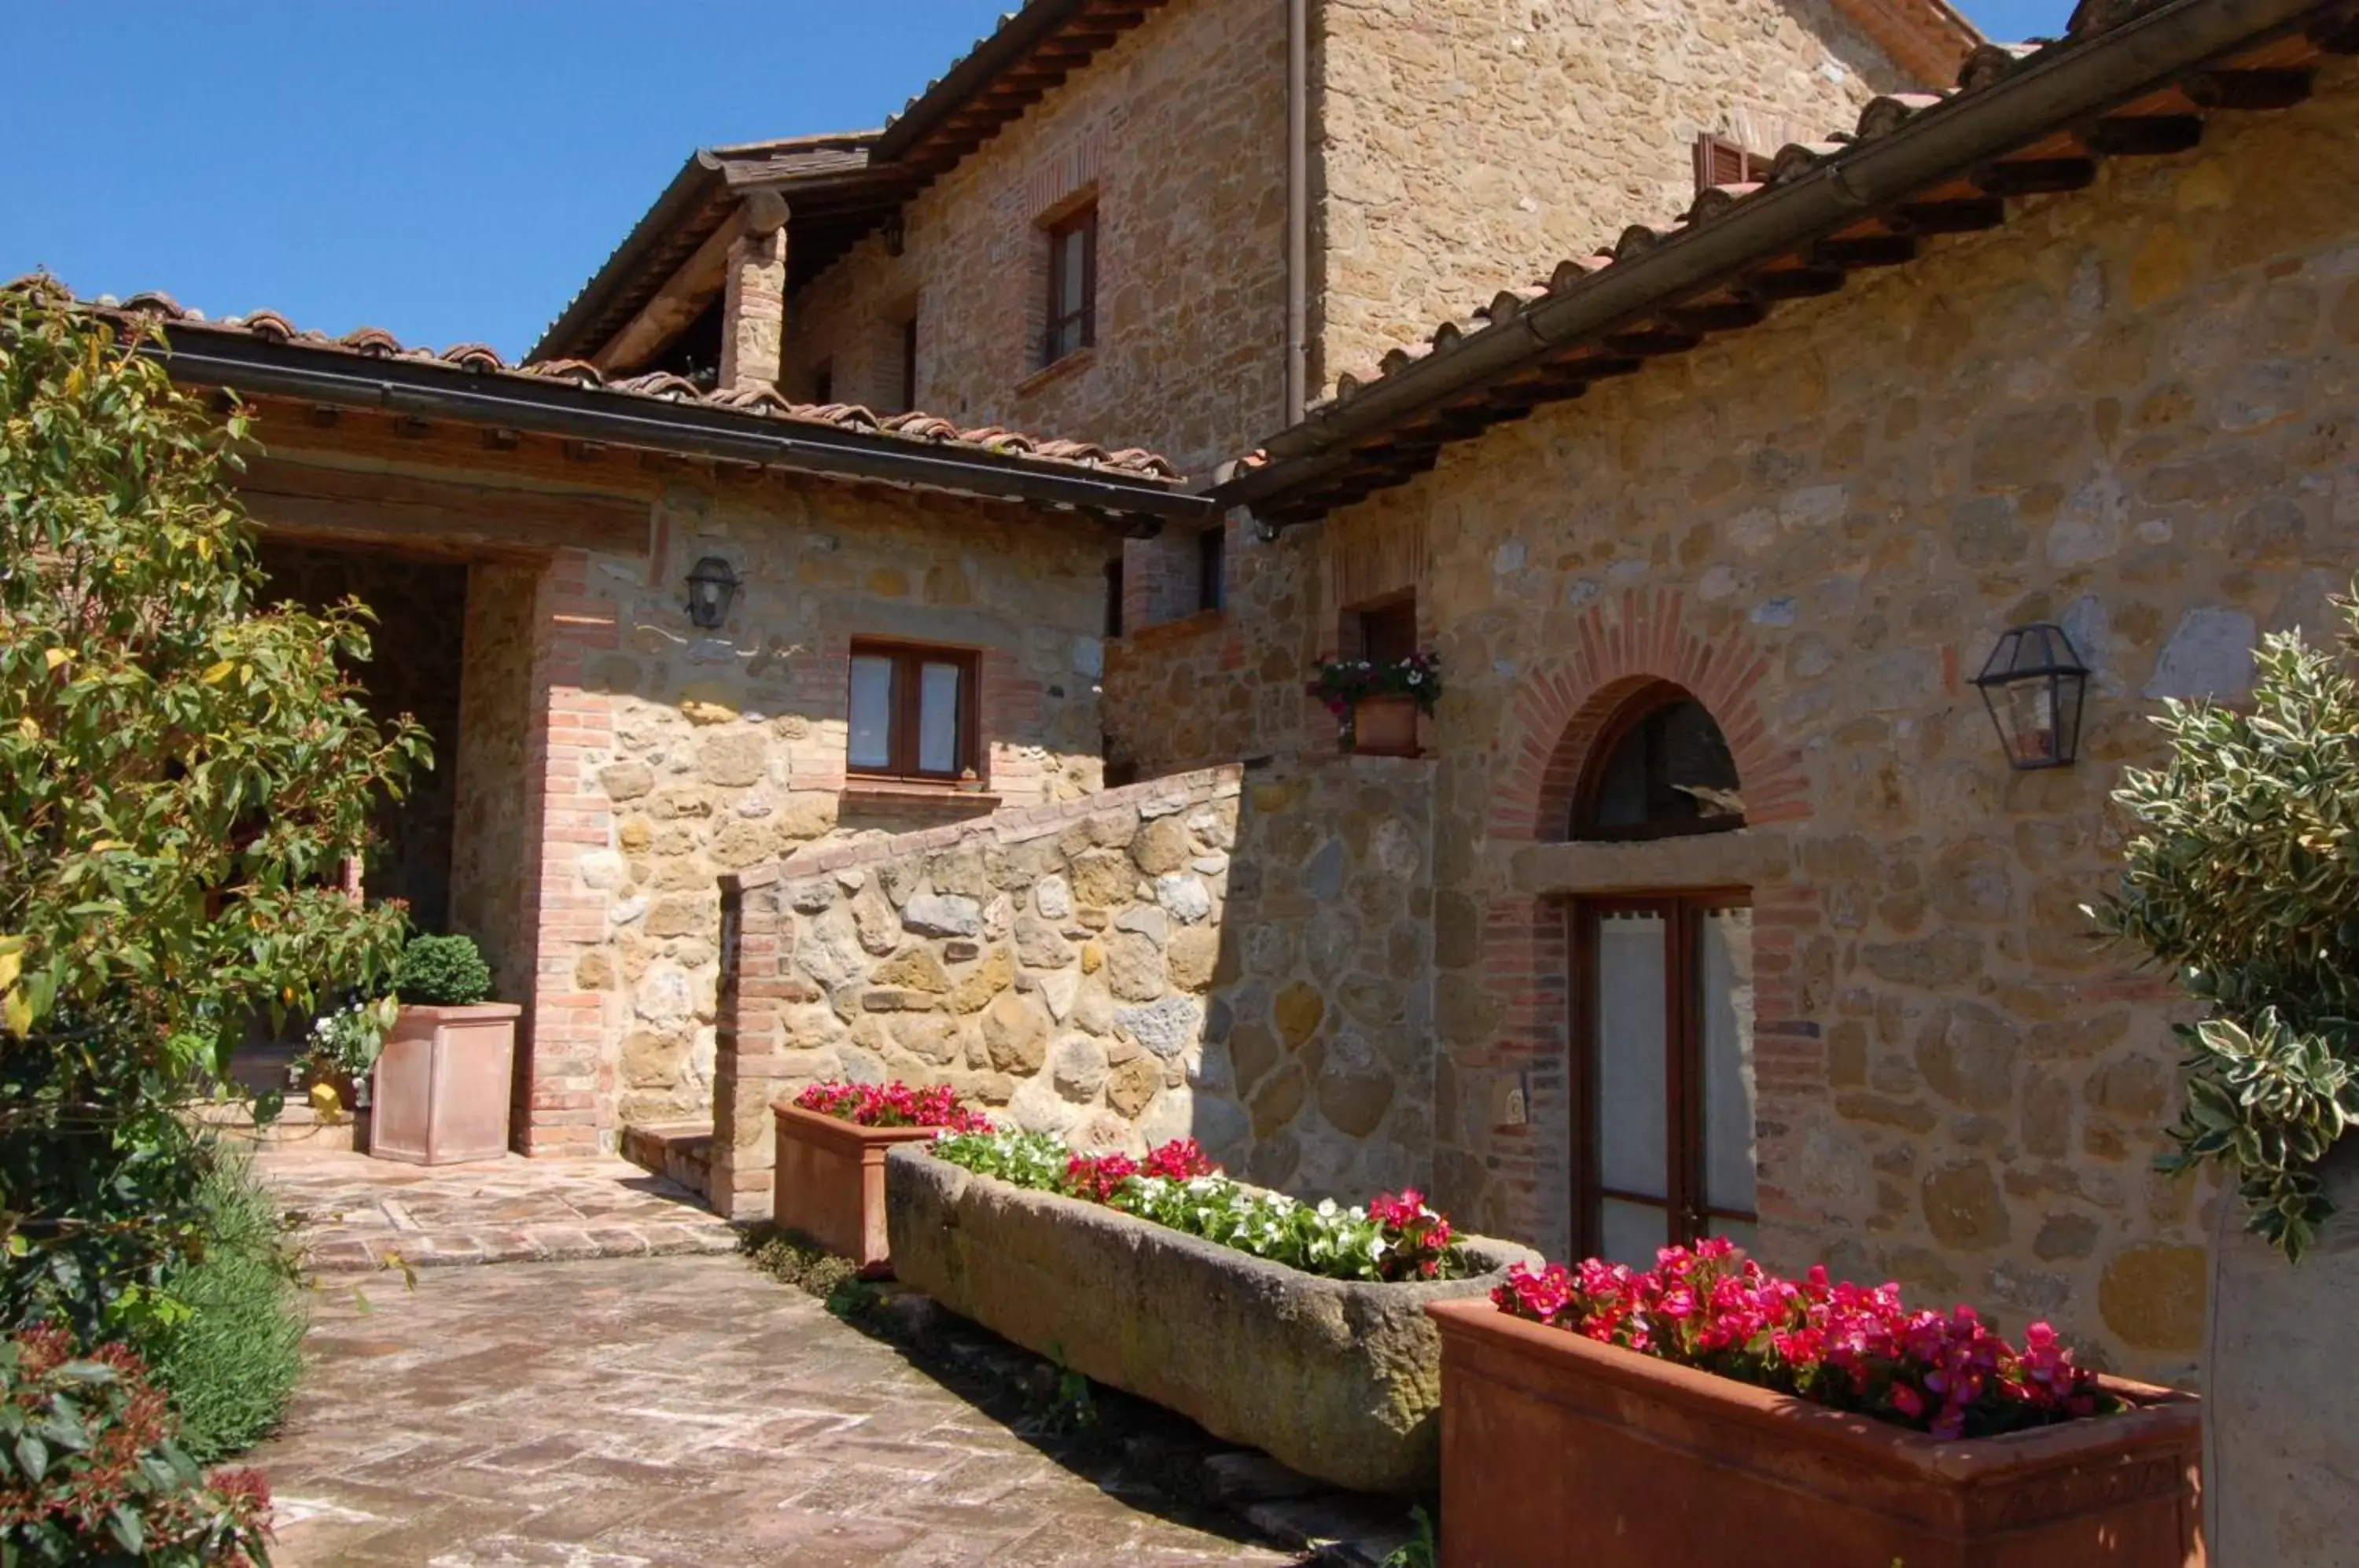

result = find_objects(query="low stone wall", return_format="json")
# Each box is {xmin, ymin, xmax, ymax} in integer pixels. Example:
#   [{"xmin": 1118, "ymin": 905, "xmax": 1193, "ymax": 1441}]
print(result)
[
  {"xmin": 886, "ymin": 1143, "xmax": 1539, "ymax": 1494},
  {"xmin": 714, "ymin": 767, "xmax": 1243, "ymax": 1219}
]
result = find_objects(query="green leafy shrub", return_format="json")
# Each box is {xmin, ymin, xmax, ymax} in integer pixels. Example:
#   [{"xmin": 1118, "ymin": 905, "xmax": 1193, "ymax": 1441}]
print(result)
[
  {"xmin": 134, "ymin": 1154, "xmax": 306, "ymax": 1463},
  {"xmin": 2093, "ymin": 593, "xmax": 2359, "ymax": 1259},
  {"xmin": 392, "ymin": 933, "xmax": 492, "ymax": 1007},
  {"xmin": 0, "ymin": 1325, "xmax": 274, "ymax": 1564},
  {"xmin": 0, "ymin": 278, "xmax": 425, "ymax": 1338}
]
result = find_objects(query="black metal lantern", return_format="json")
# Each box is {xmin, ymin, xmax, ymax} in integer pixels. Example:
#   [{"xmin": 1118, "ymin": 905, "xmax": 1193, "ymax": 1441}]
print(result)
[
  {"xmin": 683, "ymin": 556, "xmax": 741, "ymax": 630},
  {"xmin": 1972, "ymin": 623, "xmax": 2088, "ymax": 771}
]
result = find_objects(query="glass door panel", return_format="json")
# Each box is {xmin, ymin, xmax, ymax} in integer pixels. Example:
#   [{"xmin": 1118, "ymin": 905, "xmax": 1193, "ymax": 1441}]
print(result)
[{"xmin": 1594, "ymin": 913, "xmax": 1668, "ymax": 1203}]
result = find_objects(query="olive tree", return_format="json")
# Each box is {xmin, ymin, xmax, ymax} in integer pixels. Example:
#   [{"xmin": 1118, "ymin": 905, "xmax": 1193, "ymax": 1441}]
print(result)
[
  {"xmin": 0, "ymin": 277, "xmax": 426, "ymax": 1333},
  {"xmin": 2092, "ymin": 591, "xmax": 2359, "ymax": 1261}
]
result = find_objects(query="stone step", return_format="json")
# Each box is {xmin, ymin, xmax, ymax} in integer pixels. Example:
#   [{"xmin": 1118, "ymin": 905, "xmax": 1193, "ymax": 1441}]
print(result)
[{"xmin": 620, "ymin": 1120, "xmax": 713, "ymax": 1198}]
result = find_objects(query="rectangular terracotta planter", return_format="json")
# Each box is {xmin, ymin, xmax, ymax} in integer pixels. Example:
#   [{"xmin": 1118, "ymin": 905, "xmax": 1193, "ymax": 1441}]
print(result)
[
  {"xmin": 368, "ymin": 1003, "xmax": 521, "ymax": 1165},
  {"xmin": 1425, "ymin": 1298, "xmax": 2203, "ymax": 1568},
  {"xmin": 1351, "ymin": 694, "xmax": 1421, "ymax": 756},
  {"xmin": 887, "ymin": 1145, "xmax": 1539, "ymax": 1494},
  {"xmin": 772, "ymin": 1102, "xmax": 942, "ymax": 1278}
]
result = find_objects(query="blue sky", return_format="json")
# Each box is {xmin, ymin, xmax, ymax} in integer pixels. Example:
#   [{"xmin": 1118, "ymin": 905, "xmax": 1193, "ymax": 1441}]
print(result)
[{"xmin": 2, "ymin": 1, "xmax": 2073, "ymax": 361}]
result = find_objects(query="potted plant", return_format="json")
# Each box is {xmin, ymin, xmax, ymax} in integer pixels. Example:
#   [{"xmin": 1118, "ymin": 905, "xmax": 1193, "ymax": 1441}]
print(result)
[
  {"xmin": 369, "ymin": 933, "xmax": 520, "ymax": 1165},
  {"xmin": 1425, "ymin": 1241, "xmax": 2200, "ymax": 1567},
  {"xmin": 1306, "ymin": 650, "xmax": 1441, "ymax": 756},
  {"xmin": 888, "ymin": 1130, "xmax": 1537, "ymax": 1493},
  {"xmin": 2089, "ymin": 598, "xmax": 2359, "ymax": 1563},
  {"xmin": 772, "ymin": 1081, "xmax": 992, "ymax": 1278},
  {"xmin": 290, "ymin": 996, "xmax": 398, "ymax": 1124}
]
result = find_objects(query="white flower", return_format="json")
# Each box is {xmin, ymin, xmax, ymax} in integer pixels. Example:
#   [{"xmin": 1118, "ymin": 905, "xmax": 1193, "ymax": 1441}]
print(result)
[{"xmin": 1406, "ymin": 672, "xmax": 1422, "ymax": 686}]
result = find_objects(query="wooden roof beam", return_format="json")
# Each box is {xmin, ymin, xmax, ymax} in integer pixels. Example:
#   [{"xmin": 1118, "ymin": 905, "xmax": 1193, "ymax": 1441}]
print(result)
[{"xmin": 594, "ymin": 208, "xmax": 747, "ymax": 374}]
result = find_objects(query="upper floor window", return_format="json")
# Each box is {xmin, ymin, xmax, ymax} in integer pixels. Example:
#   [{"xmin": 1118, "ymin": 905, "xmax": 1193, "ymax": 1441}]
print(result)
[
  {"xmin": 1353, "ymin": 594, "xmax": 1418, "ymax": 664},
  {"xmin": 1043, "ymin": 203, "xmax": 1099, "ymax": 367},
  {"xmin": 1694, "ymin": 134, "xmax": 1771, "ymax": 192},
  {"xmin": 847, "ymin": 640, "xmax": 978, "ymax": 782},
  {"xmin": 899, "ymin": 315, "xmax": 920, "ymax": 413},
  {"xmin": 812, "ymin": 359, "xmax": 835, "ymax": 406}
]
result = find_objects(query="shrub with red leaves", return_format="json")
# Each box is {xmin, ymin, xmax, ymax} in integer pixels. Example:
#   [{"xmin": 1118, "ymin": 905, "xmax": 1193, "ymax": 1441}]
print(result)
[
  {"xmin": 0, "ymin": 1326, "xmax": 274, "ymax": 1564},
  {"xmin": 793, "ymin": 1080, "xmax": 993, "ymax": 1134},
  {"xmin": 1493, "ymin": 1239, "xmax": 2118, "ymax": 1440}
]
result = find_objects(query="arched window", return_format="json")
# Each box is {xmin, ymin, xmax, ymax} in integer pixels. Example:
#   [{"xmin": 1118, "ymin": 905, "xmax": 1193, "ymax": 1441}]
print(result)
[{"xmin": 1573, "ymin": 687, "xmax": 1745, "ymax": 841}]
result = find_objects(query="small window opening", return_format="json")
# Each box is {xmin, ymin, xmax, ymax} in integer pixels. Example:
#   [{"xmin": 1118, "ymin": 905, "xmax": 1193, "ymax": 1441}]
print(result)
[
  {"xmin": 1576, "ymin": 689, "xmax": 1746, "ymax": 841},
  {"xmin": 812, "ymin": 360, "xmax": 834, "ymax": 406},
  {"xmin": 1695, "ymin": 134, "xmax": 1772, "ymax": 192},
  {"xmin": 1197, "ymin": 525, "xmax": 1226, "ymax": 613},
  {"xmin": 847, "ymin": 640, "xmax": 980, "ymax": 782},
  {"xmin": 1043, "ymin": 204, "xmax": 1099, "ymax": 367}
]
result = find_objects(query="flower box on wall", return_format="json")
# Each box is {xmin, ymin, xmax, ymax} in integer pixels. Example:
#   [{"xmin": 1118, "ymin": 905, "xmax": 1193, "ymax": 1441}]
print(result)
[
  {"xmin": 368, "ymin": 1003, "xmax": 521, "ymax": 1165},
  {"xmin": 1351, "ymin": 694, "xmax": 1422, "ymax": 756},
  {"xmin": 771, "ymin": 1101, "xmax": 943, "ymax": 1279},
  {"xmin": 1423, "ymin": 1299, "xmax": 2203, "ymax": 1568},
  {"xmin": 885, "ymin": 1146, "xmax": 1538, "ymax": 1494}
]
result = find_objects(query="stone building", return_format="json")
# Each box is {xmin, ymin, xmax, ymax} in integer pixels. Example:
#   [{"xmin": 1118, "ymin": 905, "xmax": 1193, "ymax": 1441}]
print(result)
[
  {"xmin": 130, "ymin": 304, "xmax": 1204, "ymax": 1159},
  {"xmin": 94, "ymin": 0, "xmax": 2359, "ymax": 1386},
  {"xmin": 1194, "ymin": 0, "xmax": 2359, "ymax": 1381}
]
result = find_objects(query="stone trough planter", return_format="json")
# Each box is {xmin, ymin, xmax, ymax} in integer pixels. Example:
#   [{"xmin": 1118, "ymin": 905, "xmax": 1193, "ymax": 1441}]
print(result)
[
  {"xmin": 885, "ymin": 1145, "xmax": 1539, "ymax": 1494},
  {"xmin": 771, "ymin": 1101, "xmax": 941, "ymax": 1278},
  {"xmin": 1425, "ymin": 1298, "xmax": 2204, "ymax": 1568}
]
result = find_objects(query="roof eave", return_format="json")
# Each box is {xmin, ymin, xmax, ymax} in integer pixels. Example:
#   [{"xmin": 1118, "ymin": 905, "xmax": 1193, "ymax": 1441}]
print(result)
[
  {"xmin": 528, "ymin": 150, "xmax": 727, "ymax": 365},
  {"xmin": 155, "ymin": 326, "xmax": 1205, "ymax": 532}
]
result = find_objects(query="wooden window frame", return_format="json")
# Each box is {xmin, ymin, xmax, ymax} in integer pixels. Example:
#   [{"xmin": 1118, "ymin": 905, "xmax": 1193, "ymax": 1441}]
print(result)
[
  {"xmin": 1571, "ymin": 684, "xmax": 1747, "ymax": 843},
  {"xmin": 1570, "ymin": 891, "xmax": 1757, "ymax": 1261},
  {"xmin": 845, "ymin": 639, "xmax": 981, "ymax": 784},
  {"xmin": 1043, "ymin": 203, "xmax": 1099, "ymax": 369}
]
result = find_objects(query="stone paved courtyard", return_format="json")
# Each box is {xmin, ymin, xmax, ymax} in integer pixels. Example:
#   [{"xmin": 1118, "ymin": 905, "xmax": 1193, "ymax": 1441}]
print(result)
[
  {"xmin": 261, "ymin": 1150, "xmax": 741, "ymax": 1273},
  {"xmin": 256, "ymin": 1253, "xmax": 1300, "ymax": 1566}
]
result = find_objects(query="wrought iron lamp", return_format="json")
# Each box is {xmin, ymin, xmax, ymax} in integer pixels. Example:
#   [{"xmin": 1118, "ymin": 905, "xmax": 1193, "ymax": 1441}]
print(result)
[
  {"xmin": 684, "ymin": 556, "xmax": 742, "ymax": 631},
  {"xmin": 1972, "ymin": 623, "xmax": 2088, "ymax": 770}
]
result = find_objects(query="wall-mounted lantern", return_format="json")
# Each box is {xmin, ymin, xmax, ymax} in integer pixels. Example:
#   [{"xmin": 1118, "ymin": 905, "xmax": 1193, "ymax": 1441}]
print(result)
[
  {"xmin": 1972, "ymin": 623, "xmax": 2088, "ymax": 770},
  {"xmin": 683, "ymin": 556, "xmax": 742, "ymax": 631}
]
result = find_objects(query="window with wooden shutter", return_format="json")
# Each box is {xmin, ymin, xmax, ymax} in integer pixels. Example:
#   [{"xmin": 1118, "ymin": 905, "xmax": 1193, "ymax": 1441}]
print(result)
[
  {"xmin": 1694, "ymin": 134, "xmax": 1771, "ymax": 192},
  {"xmin": 1356, "ymin": 596, "xmax": 1418, "ymax": 664}
]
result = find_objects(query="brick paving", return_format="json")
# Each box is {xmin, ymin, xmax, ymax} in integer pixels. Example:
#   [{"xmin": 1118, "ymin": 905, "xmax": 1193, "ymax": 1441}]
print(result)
[
  {"xmin": 256, "ymin": 1253, "xmax": 1298, "ymax": 1566},
  {"xmin": 259, "ymin": 1150, "xmax": 741, "ymax": 1274}
]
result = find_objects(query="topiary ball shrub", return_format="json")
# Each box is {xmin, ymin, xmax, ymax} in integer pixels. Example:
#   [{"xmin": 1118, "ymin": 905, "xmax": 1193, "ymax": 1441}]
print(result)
[
  {"xmin": 137, "ymin": 1150, "xmax": 307, "ymax": 1463},
  {"xmin": 394, "ymin": 933, "xmax": 494, "ymax": 1007}
]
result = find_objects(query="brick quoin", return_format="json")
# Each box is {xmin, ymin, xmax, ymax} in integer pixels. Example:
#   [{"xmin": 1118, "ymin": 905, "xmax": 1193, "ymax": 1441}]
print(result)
[
  {"xmin": 516, "ymin": 548, "xmax": 623, "ymax": 1158},
  {"xmin": 1467, "ymin": 588, "xmax": 1820, "ymax": 1247}
]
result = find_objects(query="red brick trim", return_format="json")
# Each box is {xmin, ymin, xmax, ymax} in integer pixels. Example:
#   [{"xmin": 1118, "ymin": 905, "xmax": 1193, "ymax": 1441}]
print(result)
[{"xmin": 1489, "ymin": 588, "xmax": 1808, "ymax": 845}]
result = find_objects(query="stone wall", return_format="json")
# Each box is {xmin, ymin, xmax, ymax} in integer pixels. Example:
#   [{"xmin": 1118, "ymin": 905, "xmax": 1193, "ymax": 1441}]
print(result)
[
  {"xmin": 714, "ymin": 767, "xmax": 1246, "ymax": 1220},
  {"xmin": 526, "ymin": 472, "xmax": 1121, "ymax": 1147},
  {"xmin": 712, "ymin": 751, "xmax": 1437, "ymax": 1220},
  {"xmin": 1286, "ymin": 65, "xmax": 2359, "ymax": 1382},
  {"xmin": 1312, "ymin": 0, "xmax": 1925, "ymax": 396}
]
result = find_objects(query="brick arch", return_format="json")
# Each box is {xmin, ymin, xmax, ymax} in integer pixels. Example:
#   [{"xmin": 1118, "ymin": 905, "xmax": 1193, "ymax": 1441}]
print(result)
[{"xmin": 1489, "ymin": 588, "xmax": 1809, "ymax": 845}]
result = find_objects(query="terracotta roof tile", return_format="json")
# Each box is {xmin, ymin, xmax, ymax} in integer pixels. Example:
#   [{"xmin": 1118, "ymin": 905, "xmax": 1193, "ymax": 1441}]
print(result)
[{"xmin": 42, "ymin": 284, "xmax": 1180, "ymax": 483}]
